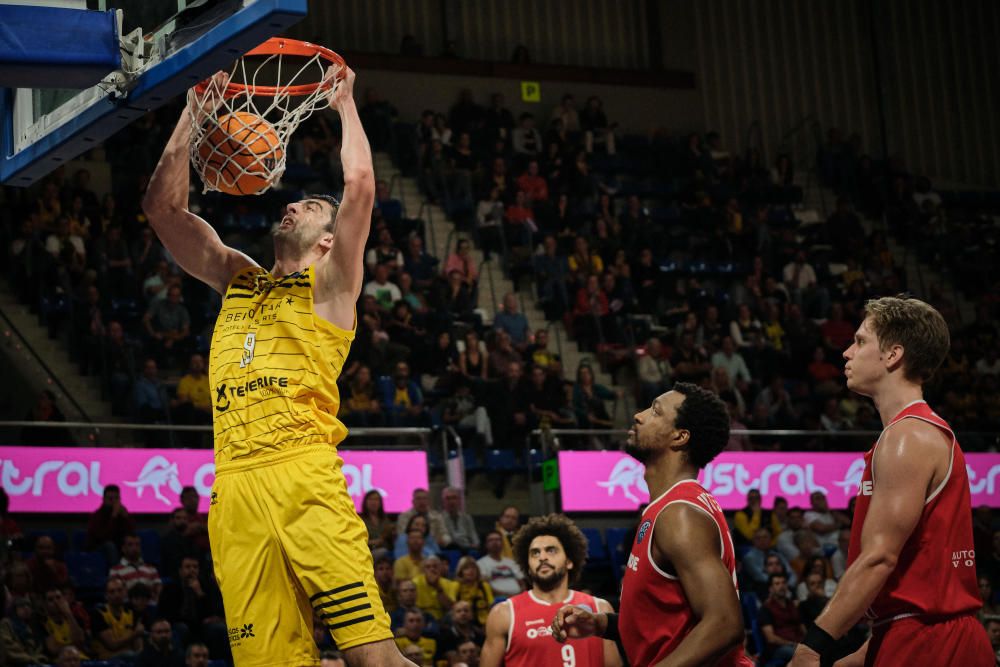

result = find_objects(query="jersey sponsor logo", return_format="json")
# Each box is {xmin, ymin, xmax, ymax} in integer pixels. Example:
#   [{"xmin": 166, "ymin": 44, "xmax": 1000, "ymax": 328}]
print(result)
[
  {"xmin": 597, "ymin": 458, "xmax": 648, "ymax": 503},
  {"xmin": 952, "ymin": 549, "xmax": 976, "ymax": 568},
  {"xmin": 214, "ymin": 376, "xmax": 290, "ymax": 412},
  {"xmin": 636, "ymin": 519, "xmax": 652, "ymax": 545},
  {"xmin": 858, "ymin": 480, "xmax": 873, "ymax": 496},
  {"xmin": 123, "ymin": 456, "xmax": 183, "ymax": 505},
  {"xmin": 228, "ymin": 622, "xmax": 255, "ymax": 647},
  {"xmin": 240, "ymin": 332, "xmax": 256, "ymax": 368},
  {"xmin": 525, "ymin": 625, "xmax": 554, "ymax": 639},
  {"xmin": 525, "ymin": 619, "xmax": 545, "ymax": 626},
  {"xmin": 835, "ymin": 459, "xmax": 867, "ymax": 496},
  {"xmin": 224, "ymin": 302, "xmax": 283, "ymax": 323},
  {"xmin": 627, "ymin": 554, "xmax": 640, "ymax": 572}
]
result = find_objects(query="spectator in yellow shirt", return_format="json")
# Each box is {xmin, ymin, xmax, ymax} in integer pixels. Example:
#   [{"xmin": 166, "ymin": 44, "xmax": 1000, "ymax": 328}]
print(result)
[
  {"xmin": 454, "ymin": 556, "xmax": 494, "ymax": 626},
  {"xmin": 412, "ymin": 556, "xmax": 458, "ymax": 621},
  {"xmin": 733, "ymin": 489, "xmax": 781, "ymax": 547},
  {"xmin": 394, "ymin": 610, "xmax": 436, "ymax": 666},
  {"xmin": 393, "ymin": 529, "xmax": 426, "ymax": 582}
]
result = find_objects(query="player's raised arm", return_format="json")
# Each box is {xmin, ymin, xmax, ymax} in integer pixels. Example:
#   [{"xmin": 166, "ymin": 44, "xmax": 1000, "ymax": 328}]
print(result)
[
  {"xmin": 314, "ymin": 65, "xmax": 375, "ymax": 323},
  {"xmin": 790, "ymin": 421, "xmax": 942, "ymax": 666},
  {"xmin": 142, "ymin": 77, "xmax": 257, "ymax": 294},
  {"xmin": 479, "ymin": 599, "xmax": 511, "ymax": 667},
  {"xmin": 654, "ymin": 503, "xmax": 745, "ymax": 667}
]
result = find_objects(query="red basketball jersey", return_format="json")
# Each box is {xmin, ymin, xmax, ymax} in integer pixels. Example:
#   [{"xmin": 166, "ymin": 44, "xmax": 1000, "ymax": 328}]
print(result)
[
  {"xmin": 619, "ymin": 479, "xmax": 753, "ymax": 667},
  {"xmin": 505, "ymin": 589, "xmax": 607, "ymax": 667},
  {"xmin": 847, "ymin": 400, "xmax": 982, "ymax": 623}
]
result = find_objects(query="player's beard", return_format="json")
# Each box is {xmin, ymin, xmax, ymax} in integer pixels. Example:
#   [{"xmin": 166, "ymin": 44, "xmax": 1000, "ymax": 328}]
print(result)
[
  {"xmin": 272, "ymin": 223, "xmax": 317, "ymax": 262},
  {"xmin": 624, "ymin": 429, "xmax": 652, "ymax": 464},
  {"xmin": 531, "ymin": 564, "xmax": 567, "ymax": 592}
]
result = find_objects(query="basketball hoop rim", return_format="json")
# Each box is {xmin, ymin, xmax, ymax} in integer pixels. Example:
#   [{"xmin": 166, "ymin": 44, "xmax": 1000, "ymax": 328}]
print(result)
[{"xmin": 194, "ymin": 37, "xmax": 346, "ymax": 98}]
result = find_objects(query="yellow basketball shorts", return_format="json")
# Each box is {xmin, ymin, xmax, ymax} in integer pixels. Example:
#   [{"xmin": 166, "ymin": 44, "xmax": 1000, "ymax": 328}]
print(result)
[{"xmin": 208, "ymin": 445, "xmax": 392, "ymax": 666}]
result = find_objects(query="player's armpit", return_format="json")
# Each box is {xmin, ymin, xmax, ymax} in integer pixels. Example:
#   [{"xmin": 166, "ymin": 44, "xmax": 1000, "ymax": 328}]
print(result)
[
  {"xmin": 652, "ymin": 504, "xmax": 744, "ymax": 667},
  {"xmin": 479, "ymin": 599, "xmax": 511, "ymax": 667},
  {"xmin": 815, "ymin": 420, "xmax": 948, "ymax": 637}
]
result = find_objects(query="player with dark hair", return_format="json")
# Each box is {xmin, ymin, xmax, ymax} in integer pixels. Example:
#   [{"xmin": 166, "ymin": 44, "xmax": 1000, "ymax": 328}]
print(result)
[
  {"xmin": 480, "ymin": 514, "xmax": 622, "ymax": 667},
  {"xmin": 789, "ymin": 296, "xmax": 991, "ymax": 666},
  {"xmin": 143, "ymin": 67, "xmax": 415, "ymax": 665},
  {"xmin": 552, "ymin": 382, "xmax": 751, "ymax": 666}
]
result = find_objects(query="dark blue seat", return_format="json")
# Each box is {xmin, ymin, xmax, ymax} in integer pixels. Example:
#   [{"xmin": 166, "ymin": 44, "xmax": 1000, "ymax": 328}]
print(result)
[
  {"xmin": 581, "ymin": 528, "xmax": 609, "ymax": 568},
  {"xmin": 605, "ymin": 527, "xmax": 631, "ymax": 582},
  {"xmin": 463, "ymin": 447, "xmax": 482, "ymax": 473},
  {"xmin": 137, "ymin": 528, "xmax": 161, "ymax": 566},
  {"xmin": 441, "ymin": 549, "xmax": 463, "ymax": 577},
  {"xmin": 485, "ymin": 449, "xmax": 517, "ymax": 472},
  {"xmin": 66, "ymin": 551, "xmax": 108, "ymax": 590}
]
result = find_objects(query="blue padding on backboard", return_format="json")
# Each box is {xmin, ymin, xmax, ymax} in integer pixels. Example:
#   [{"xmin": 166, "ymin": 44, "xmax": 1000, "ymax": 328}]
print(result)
[
  {"xmin": 1, "ymin": 0, "xmax": 308, "ymax": 187},
  {"xmin": 0, "ymin": 6, "xmax": 120, "ymax": 88}
]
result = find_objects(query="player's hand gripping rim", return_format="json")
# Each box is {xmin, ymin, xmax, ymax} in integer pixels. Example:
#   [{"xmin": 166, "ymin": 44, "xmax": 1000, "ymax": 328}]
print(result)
[
  {"xmin": 551, "ymin": 604, "xmax": 603, "ymax": 643},
  {"xmin": 188, "ymin": 71, "xmax": 230, "ymax": 126}
]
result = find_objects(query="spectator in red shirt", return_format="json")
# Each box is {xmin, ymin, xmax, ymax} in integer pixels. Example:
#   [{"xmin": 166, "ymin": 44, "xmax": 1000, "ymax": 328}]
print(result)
[
  {"xmin": 573, "ymin": 275, "xmax": 610, "ymax": 350},
  {"xmin": 178, "ymin": 487, "xmax": 209, "ymax": 552},
  {"xmin": 86, "ymin": 485, "xmax": 136, "ymax": 566},
  {"xmin": 758, "ymin": 572, "xmax": 805, "ymax": 664},
  {"xmin": 503, "ymin": 191, "xmax": 536, "ymax": 248},
  {"xmin": 807, "ymin": 346, "xmax": 842, "ymax": 396},
  {"xmin": 27, "ymin": 536, "xmax": 69, "ymax": 594},
  {"xmin": 820, "ymin": 302, "xmax": 855, "ymax": 352},
  {"xmin": 516, "ymin": 159, "xmax": 548, "ymax": 203},
  {"xmin": 109, "ymin": 534, "xmax": 162, "ymax": 601}
]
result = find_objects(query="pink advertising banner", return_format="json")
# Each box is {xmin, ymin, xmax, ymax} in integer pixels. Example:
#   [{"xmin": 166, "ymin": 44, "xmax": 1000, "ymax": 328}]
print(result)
[
  {"xmin": 559, "ymin": 451, "xmax": 1000, "ymax": 512},
  {"xmin": 0, "ymin": 447, "xmax": 428, "ymax": 514}
]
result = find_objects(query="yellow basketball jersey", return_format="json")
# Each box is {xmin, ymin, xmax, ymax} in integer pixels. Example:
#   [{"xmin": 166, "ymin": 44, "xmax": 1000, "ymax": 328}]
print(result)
[{"xmin": 209, "ymin": 265, "xmax": 353, "ymax": 464}]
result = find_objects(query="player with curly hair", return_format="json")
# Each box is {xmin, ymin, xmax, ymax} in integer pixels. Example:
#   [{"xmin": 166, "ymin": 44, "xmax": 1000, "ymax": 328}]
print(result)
[
  {"xmin": 480, "ymin": 513, "xmax": 622, "ymax": 667},
  {"xmin": 552, "ymin": 382, "xmax": 752, "ymax": 666}
]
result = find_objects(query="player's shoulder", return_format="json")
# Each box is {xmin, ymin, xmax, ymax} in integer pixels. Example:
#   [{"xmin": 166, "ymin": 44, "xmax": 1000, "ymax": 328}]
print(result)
[
  {"xmin": 654, "ymin": 500, "xmax": 721, "ymax": 555},
  {"xmin": 879, "ymin": 414, "xmax": 953, "ymax": 458},
  {"xmin": 485, "ymin": 594, "xmax": 513, "ymax": 629}
]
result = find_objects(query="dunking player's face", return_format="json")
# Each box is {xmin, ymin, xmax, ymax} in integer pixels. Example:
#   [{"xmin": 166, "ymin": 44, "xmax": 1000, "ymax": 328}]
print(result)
[
  {"xmin": 843, "ymin": 317, "xmax": 888, "ymax": 397},
  {"xmin": 272, "ymin": 199, "xmax": 335, "ymax": 261},
  {"xmin": 626, "ymin": 390, "xmax": 686, "ymax": 464},
  {"xmin": 527, "ymin": 535, "xmax": 572, "ymax": 592}
]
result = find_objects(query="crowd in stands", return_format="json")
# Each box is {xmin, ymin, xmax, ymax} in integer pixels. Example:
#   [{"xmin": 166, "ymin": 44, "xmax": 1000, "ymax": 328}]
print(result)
[
  {"xmin": 3, "ymin": 81, "xmax": 999, "ymax": 454},
  {"xmin": 1, "ymin": 57, "xmax": 1000, "ymax": 667},
  {"xmin": 4, "ymin": 479, "xmax": 1000, "ymax": 666}
]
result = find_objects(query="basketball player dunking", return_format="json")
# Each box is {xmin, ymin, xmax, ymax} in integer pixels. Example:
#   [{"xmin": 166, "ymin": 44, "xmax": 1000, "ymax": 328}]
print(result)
[
  {"xmin": 480, "ymin": 514, "xmax": 622, "ymax": 667},
  {"xmin": 143, "ymin": 67, "xmax": 416, "ymax": 666},
  {"xmin": 551, "ymin": 383, "xmax": 752, "ymax": 667},
  {"xmin": 789, "ymin": 296, "xmax": 991, "ymax": 667}
]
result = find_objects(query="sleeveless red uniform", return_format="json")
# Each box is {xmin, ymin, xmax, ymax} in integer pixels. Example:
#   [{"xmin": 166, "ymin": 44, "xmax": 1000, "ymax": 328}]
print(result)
[
  {"xmin": 848, "ymin": 400, "xmax": 992, "ymax": 666},
  {"xmin": 619, "ymin": 479, "xmax": 753, "ymax": 667},
  {"xmin": 505, "ymin": 589, "xmax": 606, "ymax": 667}
]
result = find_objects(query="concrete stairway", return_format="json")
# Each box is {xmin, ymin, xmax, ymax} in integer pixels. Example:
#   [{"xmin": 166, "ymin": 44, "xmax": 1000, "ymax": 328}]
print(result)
[
  {"xmin": 373, "ymin": 153, "xmax": 631, "ymax": 427},
  {"xmin": 0, "ymin": 281, "xmax": 114, "ymax": 422}
]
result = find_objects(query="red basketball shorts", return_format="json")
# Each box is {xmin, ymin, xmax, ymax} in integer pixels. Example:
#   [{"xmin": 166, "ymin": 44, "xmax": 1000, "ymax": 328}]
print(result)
[{"xmin": 866, "ymin": 614, "xmax": 993, "ymax": 667}]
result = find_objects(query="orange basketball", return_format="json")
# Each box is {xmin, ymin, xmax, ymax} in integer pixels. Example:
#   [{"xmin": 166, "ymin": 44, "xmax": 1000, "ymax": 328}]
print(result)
[{"xmin": 197, "ymin": 112, "xmax": 284, "ymax": 195}]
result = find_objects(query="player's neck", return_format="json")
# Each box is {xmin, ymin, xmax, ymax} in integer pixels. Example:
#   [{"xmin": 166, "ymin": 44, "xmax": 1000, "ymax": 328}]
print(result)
[
  {"xmin": 644, "ymin": 454, "xmax": 698, "ymax": 504},
  {"xmin": 531, "ymin": 582, "xmax": 570, "ymax": 605},
  {"xmin": 872, "ymin": 381, "xmax": 924, "ymax": 426},
  {"xmin": 271, "ymin": 246, "xmax": 323, "ymax": 277}
]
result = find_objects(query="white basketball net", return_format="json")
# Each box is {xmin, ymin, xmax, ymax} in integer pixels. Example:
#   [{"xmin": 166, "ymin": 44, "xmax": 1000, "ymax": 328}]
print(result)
[{"xmin": 187, "ymin": 47, "xmax": 341, "ymax": 195}]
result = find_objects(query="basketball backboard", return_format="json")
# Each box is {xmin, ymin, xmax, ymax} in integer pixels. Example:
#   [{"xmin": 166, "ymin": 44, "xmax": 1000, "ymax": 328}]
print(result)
[{"xmin": 0, "ymin": 0, "xmax": 308, "ymax": 187}]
